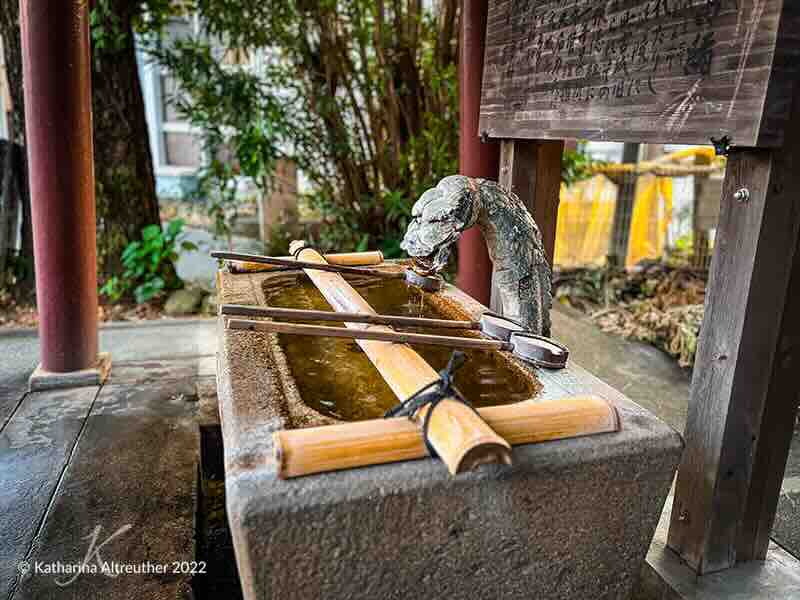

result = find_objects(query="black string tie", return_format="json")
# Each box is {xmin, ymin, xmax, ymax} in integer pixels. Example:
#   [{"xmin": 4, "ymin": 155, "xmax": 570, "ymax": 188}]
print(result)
[
  {"xmin": 384, "ymin": 351, "xmax": 477, "ymax": 458},
  {"xmin": 292, "ymin": 243, "xmax": 321, "ymax": 259}
]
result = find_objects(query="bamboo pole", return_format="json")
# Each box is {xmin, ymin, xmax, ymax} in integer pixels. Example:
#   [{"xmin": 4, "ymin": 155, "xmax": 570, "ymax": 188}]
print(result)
[
  {"xmin": 274, "ymin": 395, "xmax": 620, "ymax": 478},
  {"xmin": 211, "ymin": 251, "xmax": 401, "ymax": 279},
  {"xmin": 226, "ymin": 318, "xmax": 510, "ymax": 351},
  {"xmin": 229, "ymin": 250, "xmax": 384, "ymax": 273},
  {"xmin": 287, "ymin": 240, "xmax": 512, "ymax": 474},
  {"xmin": 221, "ymin": 304, "xmax": 481, "ymax": 330}
]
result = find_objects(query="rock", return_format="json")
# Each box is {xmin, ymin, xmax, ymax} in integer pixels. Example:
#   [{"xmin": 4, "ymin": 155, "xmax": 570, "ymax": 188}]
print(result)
[
  {"xmin": 200, "ymin": 293, "xmax": 218, "ymax": 316},
  {"xmin": 164, "ymin": 288, "xmax": 204, "ymax": 316}
]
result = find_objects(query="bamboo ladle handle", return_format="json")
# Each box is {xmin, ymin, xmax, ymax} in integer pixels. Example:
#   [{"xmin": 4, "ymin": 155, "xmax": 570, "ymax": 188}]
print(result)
[
  {"xmin": 211, "ymin": 250, "xmax": 403, "ymax": 279},
  {"xmin": 220, "ymin": 304, "xmax": 482, "ymax": 330},
  {"xmin": 226, "ymin": 318, "xmax": 511, "ymax": 351}
]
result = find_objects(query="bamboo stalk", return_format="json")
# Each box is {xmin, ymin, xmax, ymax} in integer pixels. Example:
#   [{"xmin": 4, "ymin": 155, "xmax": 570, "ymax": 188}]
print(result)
[
  {"xmin": 274, "ymin": 395, "xmax": 620, "ymax": 478},
  {"xmin": 221, "ymin": 304, "xmax": 481, "ymax": 330},
  {"xmin": 211, "ymin": 250, "xmax": 402, "ymax": 279},
  {"xmin": 228, "ymin": 250, "xmax": 384, "ymax": 273},
  {"xmin": 286, "ymin": 240, "xmax": 512, "ymax": 474},
  {"xmin": 227, "ymin": 318, "xmax": 509, "ymax": 351}
]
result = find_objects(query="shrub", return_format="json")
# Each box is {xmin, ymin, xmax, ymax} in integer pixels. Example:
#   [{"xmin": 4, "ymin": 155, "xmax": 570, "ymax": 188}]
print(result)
[{"xmin": 100, "ymin": 219, "xmax": 197, "ymax": 304}]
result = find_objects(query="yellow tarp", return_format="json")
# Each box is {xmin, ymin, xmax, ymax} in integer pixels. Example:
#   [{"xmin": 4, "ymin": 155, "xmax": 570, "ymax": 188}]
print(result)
[{"xmin": 552, "ymin": 147, "xmax": 722, "ymax": 268}]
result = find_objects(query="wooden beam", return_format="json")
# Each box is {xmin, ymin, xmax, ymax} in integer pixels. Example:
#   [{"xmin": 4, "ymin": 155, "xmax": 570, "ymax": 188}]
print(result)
[
  {"xmin": 736, "ymin": 226, "xmax": 800, "ymax": 561},
  {"xmin": 491, "ymin": 139, "xmax": 563, "ymax": 313},
  {"xmin": 667, "ymin": 90, "xmax": 800, "ymax": 572},
  {"xmin": 287, "ymin": 241, "xmax": 511, "ymax": 475}
]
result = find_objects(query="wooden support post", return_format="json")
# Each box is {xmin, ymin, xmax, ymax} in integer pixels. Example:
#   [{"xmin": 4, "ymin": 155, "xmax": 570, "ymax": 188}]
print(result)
[
  {"xmin": 498, "ymin": 139, "xmax": 563, "ymax": 265},
  {"xmin": 691, "ymin": 152, "xmax": 715, "ymax": 269},
  {"xmin": 736, "ymin": 220, "xmax": 800, "ymax": 561},
  {"xmin": 608, "ymin": 142, "xmax": 640, "ymax": 267},
  {"xmin": 457, "ymin": 0, "xmax": 498, "ymax": 307},
  {"xmin": 491, "ymin": 139, "xmax": 563, "ymax": 313},
  {"xmin": 20, "ymin": 0, "xmax": 99, "ymax": 372},
  {"xmin": 287, "ymin": 241, "xmax": 511, "ymax": 475},
  {"xmin": 667, "ymin": 100, "xmax": 800, "ymax": 571}
]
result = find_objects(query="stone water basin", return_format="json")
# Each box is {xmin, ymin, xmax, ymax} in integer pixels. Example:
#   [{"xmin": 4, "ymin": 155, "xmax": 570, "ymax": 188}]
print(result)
[
  {"xmin": 264, "ymin": 275, "xmax": 540, "ymax": 422},
  {"xmin": 216, "ymin": 264, "xmax": 682, "ymax": 600}
]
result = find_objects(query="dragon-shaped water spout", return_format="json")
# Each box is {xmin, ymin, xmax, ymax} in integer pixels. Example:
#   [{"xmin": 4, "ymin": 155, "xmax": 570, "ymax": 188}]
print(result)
[{"xmin": 401, "ymin": 175, "xmax": 552, "ymax": 336}]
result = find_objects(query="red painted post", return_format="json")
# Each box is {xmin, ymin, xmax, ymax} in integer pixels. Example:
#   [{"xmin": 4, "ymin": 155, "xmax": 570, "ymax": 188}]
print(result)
[
  {"xmin": 20, "ymin": 1, "xmax": 98, "ymax": 372},
  {"xmin": 458, "ymin": 0, "xmax": 500, "ymax": 306}
]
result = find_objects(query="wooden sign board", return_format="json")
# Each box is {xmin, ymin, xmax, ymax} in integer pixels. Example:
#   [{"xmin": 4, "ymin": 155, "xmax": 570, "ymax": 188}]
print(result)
[{"xmin": 479, "ymin": 0, "xmax": 800, "ymax": 147}]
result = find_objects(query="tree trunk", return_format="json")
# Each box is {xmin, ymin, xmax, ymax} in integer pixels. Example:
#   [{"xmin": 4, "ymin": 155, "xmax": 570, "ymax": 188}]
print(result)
[
  {"xmin": 0, "ymin": 0, "xmax": 34, "ymax": 298},
  {"xmin": 0, "ymin": 0, "xmax": 24, "ymax": 145},
  {"xmin": 3, "ymin": 0, "xmax": 160, "ymax": 282},
  {"xmin": 91, "ymin": 2, "xmax": 160, "ymax": 278}
]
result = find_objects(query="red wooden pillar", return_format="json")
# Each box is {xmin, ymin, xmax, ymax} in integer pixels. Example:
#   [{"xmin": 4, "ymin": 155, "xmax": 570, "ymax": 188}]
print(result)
[
  {"xmin": 457, "ymin": 0, "xmax": 500, "ymax": 306},
  {"xmin": 20, "ymin": 0, "xmax": 98, "ymax": 372}
]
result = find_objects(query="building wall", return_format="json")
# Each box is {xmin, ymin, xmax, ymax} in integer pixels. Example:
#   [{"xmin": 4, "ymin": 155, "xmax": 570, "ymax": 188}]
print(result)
[
  {"xmin": 137, "ymin": 18, "xmax": 203, "ymax": 198},
  {"xmin": 0, "ymin": 36, "xmax": 11, "ymax": 140}
]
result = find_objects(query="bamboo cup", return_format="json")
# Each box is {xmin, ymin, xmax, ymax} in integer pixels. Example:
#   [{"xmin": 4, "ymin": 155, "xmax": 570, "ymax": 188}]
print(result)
[
  {"xmin": 274, "ymin": 395, "xmax": 620, "ymax": 478},
  {"xmin": 229, "ymin": 250, "xmax": 384, "ymax": 273},
  {"xmin": 286, "ymin": 240, "xmax": 512, "ymax": 475}
]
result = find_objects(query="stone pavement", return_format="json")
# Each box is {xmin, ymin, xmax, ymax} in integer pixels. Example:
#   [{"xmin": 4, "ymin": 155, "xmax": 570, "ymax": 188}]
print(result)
[
  {"xmin": 552, "ymin": 304, "xmax": 800, "ymax": 562},
  {"xmin": 0, "ymin": 318, "xmax": 221, "ymax": 600}
]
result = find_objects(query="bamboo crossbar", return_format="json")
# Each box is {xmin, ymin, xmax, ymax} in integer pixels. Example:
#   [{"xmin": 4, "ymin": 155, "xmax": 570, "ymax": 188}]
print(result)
[
  {"xmin": 227, "ymin": 250, "xmax": 384, "ymax": 273},
  {"xmin": 220, "ymin": 304, "xmax": 481, "ymax": 330},
  {"xmin": 274, "ymin": 395, "xmax": 620, "ymax": 478},
  {"xmin": 226, "ymin": 318, "xmax": 509, "ymax": 351},
  {"xmin": 211, "ymin": 251, "xmax": 403, "ymax": 279},
  {"xmin": 286, "ymin": 240, "xmax": 512, "ymax": 474}
]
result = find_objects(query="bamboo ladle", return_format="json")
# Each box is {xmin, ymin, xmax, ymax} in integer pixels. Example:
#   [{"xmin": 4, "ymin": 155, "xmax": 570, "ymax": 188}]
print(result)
[
  {"xmin": 225, "ymin": 318, "xmax": 569, "ymax": 369},
  {"xmin": 220, "ymin": 304, "xmax": 528, "ymax": 338},
  {"xmin": 220, "ymin": 303, "xmax": 483, "ymax": 331},
  {"xmin": 223, "ymin": 250, "xmax": 384, "ymax": 273},
  {"xmin": 211, "ymin": 250, "xmax": 404, "ymax": 279}
]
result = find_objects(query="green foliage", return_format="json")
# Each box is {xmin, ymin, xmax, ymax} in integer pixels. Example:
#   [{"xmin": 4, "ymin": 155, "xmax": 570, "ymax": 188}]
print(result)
[
  {"xmin": 100, "ymin": 219, "xmax": 197, "ymax": 304},
  {"xmin": 562, "ymin": 142, "xmax": 599, "ymax": 187},
  {"xmin": 263, "ymin": 223, "xmax": 293, "ymax": 257},
  {"xmin": 89, "ymin": 0, "xmax": 129, "ymax": 53},
  {"xmin": 147, "ymin": 0, "xmax": 460, "ymax": 253},
  {"xmin": 90, "ymin": 0, "xmax": 185, "ymax": 53},
  {"xmin": 148, "ymin": 36, "xmax": 287, "ymax": 241}
]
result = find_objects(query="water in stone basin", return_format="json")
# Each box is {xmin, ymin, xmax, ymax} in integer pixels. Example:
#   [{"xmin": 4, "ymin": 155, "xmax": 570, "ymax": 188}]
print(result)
[{"xmin": 264, "ymin": 277, "xmax": 539, "ymax": 421}]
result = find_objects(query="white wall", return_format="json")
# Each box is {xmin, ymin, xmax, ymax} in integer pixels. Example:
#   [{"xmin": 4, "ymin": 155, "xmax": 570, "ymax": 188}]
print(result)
[{"xmin": 0, "ymin": 36, "xmax": 10, "ymax": 140}]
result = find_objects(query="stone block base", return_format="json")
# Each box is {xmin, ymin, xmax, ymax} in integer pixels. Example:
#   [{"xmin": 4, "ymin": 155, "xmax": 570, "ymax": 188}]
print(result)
[{"xmin": 29, "ymin": 352, "xmax": 112, "ymax": 391}]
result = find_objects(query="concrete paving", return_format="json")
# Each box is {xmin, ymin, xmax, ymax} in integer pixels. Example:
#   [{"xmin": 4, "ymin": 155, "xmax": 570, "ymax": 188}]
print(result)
[
  {"xmin": 176, "ymin": 228, "xmax": 262, "ymax": 290},
  {"xmin": 0, "ymin": 318, "xmax": 217, "ymax": 599},
  {"xmin": 0, "ymin": 347, "xmax": 215, "ymax": 599},
  {"xmin": 552, "ymin": 304, "xmax": 690, "ymax": 433},
  {"xmin": 552, "ymin": 304, "xmax": 800, "ymax": 562},
  {"xmin": 10, "ymin": 380, "xmax": 199, "ymax": 599},
  {"xmin": 638, "ymin": 496, "xmax": 800, "ymax": 599},
  {"xmin": 0, "ymin": 318, "xmax": 217, "ymax": 387}
]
